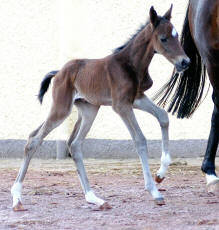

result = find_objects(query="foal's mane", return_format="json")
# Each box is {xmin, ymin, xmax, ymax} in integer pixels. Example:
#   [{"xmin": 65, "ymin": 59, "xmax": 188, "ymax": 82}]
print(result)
[
  {"xmin": 113, "ymin": 22, "xmax": 149, "ymax": 54},
  {"xmin": 113, "ymin": 16, "xmax": 165, "ymax": 54}
]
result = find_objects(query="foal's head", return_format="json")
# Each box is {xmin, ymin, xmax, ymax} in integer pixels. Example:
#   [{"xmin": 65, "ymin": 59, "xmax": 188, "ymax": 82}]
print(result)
[{"xmin": 149, "ymin": 5, "xmax": 190, "ymax": 72}]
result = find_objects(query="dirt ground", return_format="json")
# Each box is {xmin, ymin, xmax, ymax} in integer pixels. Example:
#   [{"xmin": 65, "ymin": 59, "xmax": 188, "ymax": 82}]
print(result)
[{"xmin": 0, "ymin": 158, "xmax": 219, "ymax": 230}]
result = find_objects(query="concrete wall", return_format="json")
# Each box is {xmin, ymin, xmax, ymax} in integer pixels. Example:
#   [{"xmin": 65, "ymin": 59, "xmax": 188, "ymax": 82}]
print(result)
[{"xmin": 0, "ymin": 0, "xmax": 218, "ymax": 158}]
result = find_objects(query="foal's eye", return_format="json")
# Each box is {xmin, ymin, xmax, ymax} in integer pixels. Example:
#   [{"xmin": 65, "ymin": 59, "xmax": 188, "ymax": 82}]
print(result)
[{"xmin": 160, "ymin": 37, "xmax": 167, "ymax": 43}]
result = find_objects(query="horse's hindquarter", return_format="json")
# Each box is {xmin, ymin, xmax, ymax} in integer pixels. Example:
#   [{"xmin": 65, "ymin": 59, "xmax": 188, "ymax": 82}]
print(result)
[
  {"xmin": 210, "ymin": 1, "xmax": 219, "ymax": 49},
  {"xmin": 190, "ymin": 0, "xmax": 219, "ymax": 59},
  {"xmin": 190, "ymin": 0, "xmax": 219, "ymax": 89},
  {"xmin": 73, "ymin": 58, "xmax": 112, "ymax": 106}
]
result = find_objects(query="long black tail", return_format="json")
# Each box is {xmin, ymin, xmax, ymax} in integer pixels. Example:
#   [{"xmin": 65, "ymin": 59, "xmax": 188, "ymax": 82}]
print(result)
[
  {"xmin": 153, "ymin": 4, "xmax": 207, "ymax": 118},
  {"xmin": 38, "ymin": 70, "xmax": 59, "ymax": 104}
]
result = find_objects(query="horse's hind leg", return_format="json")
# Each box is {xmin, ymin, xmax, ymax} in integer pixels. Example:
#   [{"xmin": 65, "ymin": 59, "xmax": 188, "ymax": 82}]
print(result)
[
  {"xmin": 134, "ymin": 94, "xmax": 171, "ymax": 183},
  {"xmin": 11, "ymin": 97, "xmax": 73, "ymax": 211},
  {"xmin": 201, "ymin": 90, "xmax": 219, "ymax": 193},
  {"xmin": 67, "ymin": 100, "xmax": 110, "ymax": 209}
]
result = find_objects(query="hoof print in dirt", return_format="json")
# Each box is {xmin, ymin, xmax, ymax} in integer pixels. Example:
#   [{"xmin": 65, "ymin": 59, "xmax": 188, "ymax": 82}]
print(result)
[
  {"xmin": 13, "ymin": 201, "xmax": 28, "ymax": 212},
  {"xmin": 155, "ymin": 175, "xmax": 165, "ymax": 184},
  {"xmin": 154, "ymin": 198, "xmax": 165, "ymax": 206},
  {"xmin": 92, "ymin": 202, "xmax": 112, "ymax": 211},
  {"xmin": 99, "ymin": 202, "xmax": 112, "ymax": 210}
]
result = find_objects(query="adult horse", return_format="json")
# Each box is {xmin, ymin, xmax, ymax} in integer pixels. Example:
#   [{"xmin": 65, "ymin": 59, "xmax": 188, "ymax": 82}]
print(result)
[
  {"xmin": 11, "ymin": 6, "xmax": 189, "ymax": 211},
  {"xmin": 154, "ymin": 0, "xmax": 219, "ymax": 191}
]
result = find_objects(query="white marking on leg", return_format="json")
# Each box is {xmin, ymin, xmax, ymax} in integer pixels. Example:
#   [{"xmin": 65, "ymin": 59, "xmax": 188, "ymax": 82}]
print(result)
[
  {"xmin": 151, "ymin": 187, "xmax": 163, "ymax": 199},
  {"xmin": 11, "ymin": 114, "xmax": 69, "ymax": 210},
  {"xmin": 85, "ymin": 190, "xmax": 105, "ymax": 206},
  {"xmin": 133, "ymin": 95, "xmax": 171, "ymax": 181},
  {"xmin": 115, "ymin": 105, "xmax": 163, "ymax": 201},
  {"xmin": 206, "ymin": 174, "xmax": 219, "ymax": 186},
  {"xmin": 11, "ymin": 182, "xmax": 22, "ymax": 208},
  {"xmin": 140, "ymin": 155, "xmax": 163, "ymax": 199},
  {"xmin": 69, "ymin": 102, "xmax": 103, "ymax": 206},
  {"xmin": 157, "ymin": 153, "xmax": 171, "ymax": 179},
  {"xmin": 145, "ymin": 177, "xmax": 163, "ymax": 199}
]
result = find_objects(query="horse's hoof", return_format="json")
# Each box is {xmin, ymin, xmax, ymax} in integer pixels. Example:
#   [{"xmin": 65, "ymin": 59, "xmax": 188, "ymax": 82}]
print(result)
[
  {"xmin": 207, "ymin": 179, "xmax": 219, "ymax": 194},
  {"xmin": 155, "ymin": 174, "xmax": 165, "ymax": 183},
  {"xmin": 154, "ymin": 197, "xmax": 165, "ymax": 206},
  {"xmin": 99, "ymin": 202, "xmax": 112, "ymax": 210},
  {"xmin": 13, "ymin": 201, "xmax": 27, "ymax": 212}
]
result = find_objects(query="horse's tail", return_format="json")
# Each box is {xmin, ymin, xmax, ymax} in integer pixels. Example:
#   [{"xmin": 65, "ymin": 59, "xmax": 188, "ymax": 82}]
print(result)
[
  {"xmin": 38, "ymin": 70, "xmax": 59, "ymax": 104},
  {"xmin": 153, "ymin": 4, "xmax": 207, "ymax": 118}
]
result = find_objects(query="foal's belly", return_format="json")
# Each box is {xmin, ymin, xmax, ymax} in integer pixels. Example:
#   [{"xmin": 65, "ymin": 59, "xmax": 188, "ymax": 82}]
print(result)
[
  {"xmin": 73, "ymin": 89, "xmax": 112, "ymax": 106},
  {"xmin": 73, "ymin": 59, "xmax": 113, "ymax": 106}
]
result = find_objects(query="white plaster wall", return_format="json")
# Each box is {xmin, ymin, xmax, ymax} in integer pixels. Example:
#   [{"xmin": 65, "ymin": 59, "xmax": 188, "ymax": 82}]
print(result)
[
  {"xmin": 0, "ymin": 0, "xmax": 213, "ymax": 144},
  {"xmin": 0, "ymin": 0, "xmax": 59, "ymax": 140}
]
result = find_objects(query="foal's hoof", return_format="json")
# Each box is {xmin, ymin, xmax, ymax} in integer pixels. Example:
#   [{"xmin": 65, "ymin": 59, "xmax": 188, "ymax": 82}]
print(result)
[
  {"xmin": 99, "ymin": 202, "xmax": 112, "ymax": 210},
  {"xmin": 154, "ymin": 198, "xmax": 165, "ymax": 206},
  {"xmin": 207, "ymin": 179, "xmax": 219, "ymax": 194},
  {"xmin": 13, "ymin": 201, "xmax": 28, "ymax": 212},
  {"xmin": 155, "ymin": 174, "xmax": 165, "ymax": 184}
]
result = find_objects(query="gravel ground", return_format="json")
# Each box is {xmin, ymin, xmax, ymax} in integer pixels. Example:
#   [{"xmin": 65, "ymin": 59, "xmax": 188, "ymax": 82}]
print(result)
[{"xmin": 0, "ymin": 158, "xmax": 219, "ymax": 230}]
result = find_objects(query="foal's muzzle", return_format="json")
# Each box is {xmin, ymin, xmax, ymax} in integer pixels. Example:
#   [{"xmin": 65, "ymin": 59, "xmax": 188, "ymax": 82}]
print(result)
[{"xmin": 175, "ymin": 57, "xmax": 190, "ymax": 73}]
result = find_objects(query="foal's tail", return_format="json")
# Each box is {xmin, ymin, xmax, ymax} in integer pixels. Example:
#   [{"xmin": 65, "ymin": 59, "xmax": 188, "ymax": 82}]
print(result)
[
  {"xmin": 153, "ymin": 4, "xmax": 207, "ymax": 118},
  {"xmin": 38, "ymin": 70, "xmax": 59, "ymax": 104}
]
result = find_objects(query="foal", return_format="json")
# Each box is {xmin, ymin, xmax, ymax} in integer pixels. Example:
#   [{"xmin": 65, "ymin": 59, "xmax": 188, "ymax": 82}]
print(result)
[{"xmin": 11, "ymin": 6, "xmax": 189, "ymax": 210}]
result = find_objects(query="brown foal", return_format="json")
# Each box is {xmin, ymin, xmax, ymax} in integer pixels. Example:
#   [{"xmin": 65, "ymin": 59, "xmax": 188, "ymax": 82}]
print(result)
[{"xmin": 11, "ymin": 5, "xmax": 189, "ymax": 211}]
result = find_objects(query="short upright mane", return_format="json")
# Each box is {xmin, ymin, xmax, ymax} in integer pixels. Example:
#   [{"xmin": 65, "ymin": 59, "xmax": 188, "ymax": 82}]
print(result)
[
  {"xmin": 113, "ymin": 22, "xmax": 149, "ymax": 54},
  {"xmin": 113, "ymin": 17, "xmax": 166, "ymax": 54}
]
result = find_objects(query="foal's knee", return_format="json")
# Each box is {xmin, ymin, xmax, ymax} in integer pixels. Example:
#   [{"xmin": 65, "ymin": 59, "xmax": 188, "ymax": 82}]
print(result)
[
  {"xmin": 70, "ymin": 141, "xmax": 83, "ymax": 162},
  {"xmin": 158, "ymin": 109, "xmax": 169, "ymax": 128},
  {"xmin": 135, "ymin": 136, "xmax": 147, "ymax": 147},
  {"xmin": 24, "ymin": 137, "xmax": 41, "ymax": 156},
  {"xmin": 72, "ymin": 152, "xmax": 82, "ymax": 164},
  {"xmin": 134, "ymin": 136, "xmax": 148, "ymax": 155},
  {"xmin": 112, "ymin": 103, "xmax": 130, "ymax": 116}
]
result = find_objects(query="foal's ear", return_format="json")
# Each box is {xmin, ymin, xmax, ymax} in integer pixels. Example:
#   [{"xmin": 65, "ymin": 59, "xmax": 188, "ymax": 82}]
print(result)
[
  {"xmin": 163, "ymin": 4, "xmax": 173, "ymax": 21},
  {"xmin": 149, "ymin": 6, "xmax": 159, "ymax": 27}
]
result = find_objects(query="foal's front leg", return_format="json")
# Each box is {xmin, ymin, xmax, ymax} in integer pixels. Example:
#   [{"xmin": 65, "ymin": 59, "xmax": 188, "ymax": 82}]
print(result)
[
  {"xmin": 113, "ymin": 104, "xmax": 165, "ymax": 205},
  {"xmin": 134, "ymin": 95, "xmax": 171, "ymax": 183}
]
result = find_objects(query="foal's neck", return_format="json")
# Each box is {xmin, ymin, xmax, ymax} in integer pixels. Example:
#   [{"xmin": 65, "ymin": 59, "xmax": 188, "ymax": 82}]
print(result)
[
  {"xmin": 131, "ymin": 24, "xmax": 154, "ymax": 72},
  {"xmin": 118, "ymin": 23, "xmax": 155, "ymax": 79}
]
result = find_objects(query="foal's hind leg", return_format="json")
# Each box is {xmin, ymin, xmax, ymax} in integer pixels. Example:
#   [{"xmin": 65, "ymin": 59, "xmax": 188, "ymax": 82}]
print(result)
[
  {"xmin": 134, "ymin": 95, "xmax": 171, "ymax": 183},
  {"xmin": 67, "ymin": 100, "xmax": 110, "ymax": 209},
  {"xmin": 11, "ymin": 100, "xmax": 72, "ymax": 211}
]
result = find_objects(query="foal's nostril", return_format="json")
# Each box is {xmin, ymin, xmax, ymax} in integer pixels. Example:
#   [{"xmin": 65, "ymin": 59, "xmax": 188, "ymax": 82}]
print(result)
[{"xmin": 181, "ymin": 59, "xmax": 190, "ymax": 68}]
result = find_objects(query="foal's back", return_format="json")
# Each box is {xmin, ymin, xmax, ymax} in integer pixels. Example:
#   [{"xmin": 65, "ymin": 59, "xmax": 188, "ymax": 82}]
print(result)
[
  {"xmin": 73, "ymin": 57, "xmax": 113, "ymax": 106},
  {"xmin": 54, "ymin": 52, "xmax": 136, "ymax": 107},
  {"xmin": 52, "ymin": 56, "xmax": 111, "ymax": 106}
]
